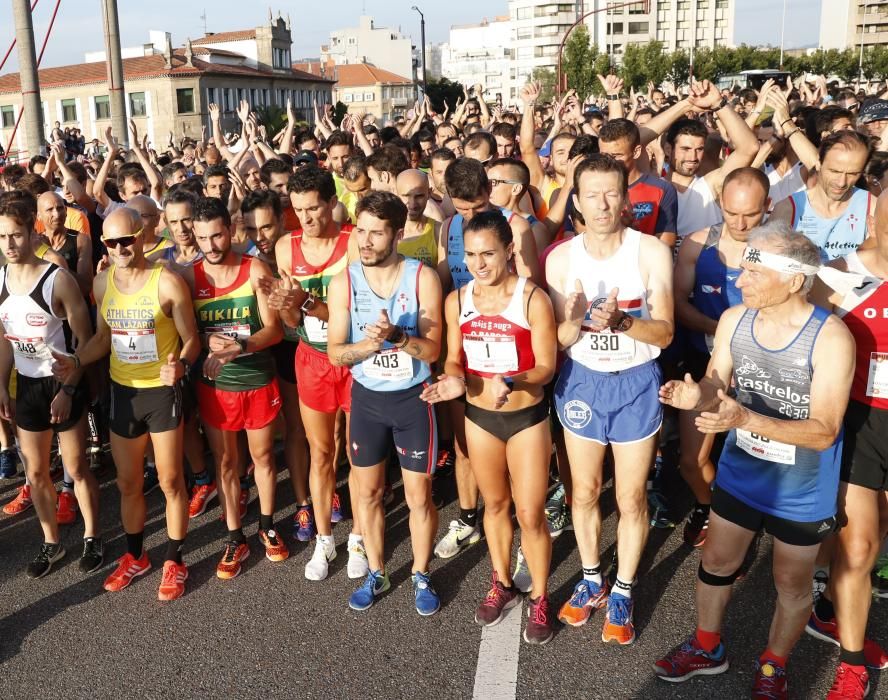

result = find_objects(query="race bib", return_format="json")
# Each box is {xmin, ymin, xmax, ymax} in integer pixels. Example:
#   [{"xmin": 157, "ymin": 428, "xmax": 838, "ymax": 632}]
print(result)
[
  {"xmin": 866, "ymin": 351, "xmax": 888, "ymax": 398},
  {"xmin": 362, "ymin": 349, "xmax": 412, "ymax": 381},
  {"xmin": 705, "ymin": 334, "xmax": 715, "ymax": 353},
  {"xmin": 736, "ymin": 429, "xmax": 796, "ymax": 465},
  {"xmin": 304, "ymin": 315, "xmax": 328, "ymax": 344},
  {"xmin": 572, "ymin": 329, "xmax": 635, "ymax": 366},
  {"xmin": 111, "ymin": 328, "xmax": 158, "ymax": 364},
  {"xmin": 5, "ymin": 334, "xmax": 52, "ymax": 361},
  {"xmin": 206, "ymin": 324, "xmax": 253, "ymax": 357},
  {"xmin": 463, "ymin": 335, "xmax": 518, "ymax": 374}
]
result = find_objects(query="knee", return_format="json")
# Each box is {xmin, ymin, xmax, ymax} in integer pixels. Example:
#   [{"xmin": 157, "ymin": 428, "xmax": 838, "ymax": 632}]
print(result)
[
  {"xmin": 616, "ymin": 491, "xmax": 647, "ymax": 520},
  {"xmin": 158, "ymin": 471, "xmax": 186, "ymax": 497},
  {"xmin": 701, "ymin": 549, "xmax": 742, "ymax": 577},
  {"xmin": 217, "ymin": 456, "xmax": 239, "ymax": 477},
  {"xmin": 571, "ymin": 485, "xmax": 602, "ymax": 511},
  {"xmin": 484, "ymin": 497, "xmax": 512, "ymax": 518},
  {"xmin": 250, "ymin": 450, "xmax": 275, "ymax": 473},
  {"xmin": 678, "ymin": 456, "xmax": 705, "ymax": 476},
  {"xmin": 515, "ymin": 505, "xmax": 545, "ymax": 532},
  {"xmin": 405, "ymin": 481, "xmax": 433, "ymax": 512},
  {"xmin": 358, "ymin": 481, "xmax": 385, "ymax": 506},
  {"xmin": 308, "ymin": 444, "xmax": 334, "ymax": 470},
  {"xmin": 840, "ymin": 534, "xmax": 880, "ymax": 572},
  {"xmin": 773, "ymin": 572, "xmax": 812, "ymax": 604}
]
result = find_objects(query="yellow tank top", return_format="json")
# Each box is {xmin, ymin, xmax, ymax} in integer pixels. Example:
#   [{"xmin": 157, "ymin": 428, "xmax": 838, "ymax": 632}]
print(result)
[
  {"xmin": 101, "ymin": 264, "xmax": 180, "ymax": 388},
  {"xmin": 398, "ymin": 218, "xmax": 438, "ymax": 266},
  {"xmin": 535, "ymin": 177, "xmax": 560, "ymax": 220},
  {"xmin": 144, "ymin": 237, "xmax": 174, "ymax": 258}
]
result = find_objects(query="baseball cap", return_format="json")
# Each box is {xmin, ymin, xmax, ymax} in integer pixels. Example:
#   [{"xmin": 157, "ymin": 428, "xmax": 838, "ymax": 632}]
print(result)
[
  {"xmin": 858, "ymin": 99, "xmax": 888, "ymax": 124},
  {"xmin": 293, "ymin": 150, "xmax": 319, "ymax": 166}
]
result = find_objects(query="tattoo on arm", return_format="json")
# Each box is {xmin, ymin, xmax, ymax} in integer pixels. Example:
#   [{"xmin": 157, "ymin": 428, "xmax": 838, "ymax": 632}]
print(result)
[
  {"xmin": 338, "ymin": 346, "xmax": 376, "ymax": 366},
  {"xmin": 405, "ymin": 341, "xmax": 423, "ymax": 359}
]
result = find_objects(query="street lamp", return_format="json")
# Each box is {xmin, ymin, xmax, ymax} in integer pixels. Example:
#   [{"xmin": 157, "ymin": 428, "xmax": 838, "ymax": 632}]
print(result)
[
  {"xmin": 859, "ymin": 1, "xmax": 870, "ymax": 84},
  {"xmin": 411, "ymin": 6, "xmax": 427, "ymax": 97}
]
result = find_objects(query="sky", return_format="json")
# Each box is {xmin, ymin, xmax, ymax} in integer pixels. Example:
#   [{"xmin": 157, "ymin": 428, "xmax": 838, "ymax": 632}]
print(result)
[{"xmin": 0, "ymin": 0, "xmax": 823, "ymax": 73}]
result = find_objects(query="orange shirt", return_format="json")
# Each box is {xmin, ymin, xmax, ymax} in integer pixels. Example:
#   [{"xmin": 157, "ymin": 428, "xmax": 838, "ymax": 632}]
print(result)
[{"xmin": 35, "ymin": 206, "xmax": 90, "ymax": 236}]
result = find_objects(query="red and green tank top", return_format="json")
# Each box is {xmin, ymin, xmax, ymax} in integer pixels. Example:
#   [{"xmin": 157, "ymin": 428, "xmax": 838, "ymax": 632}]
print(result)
[
  {"xmin": 192, "ymin": 255, "xmax": 274, "ymax": 391},
  {"xmin": 289, "ymin": 225, "xmax": 352, "ymax": 351}
]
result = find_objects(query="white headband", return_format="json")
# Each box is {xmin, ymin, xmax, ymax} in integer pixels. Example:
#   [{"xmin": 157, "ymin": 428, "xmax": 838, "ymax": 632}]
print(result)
[{"xmin": 742, "ymin": 246, "xmax": 820, "ymax": 276}]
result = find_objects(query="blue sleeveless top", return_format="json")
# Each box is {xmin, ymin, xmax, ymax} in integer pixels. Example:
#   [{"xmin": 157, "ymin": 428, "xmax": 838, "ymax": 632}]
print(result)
[
  {"xmin": 690, "ymin": 224, "xmax": 742, "ymax": 353},
  {"xmin": 790, "ymin": 187, "xmax": 870, "ymax": 261},
  {"xmin": 445, "ymin": 207, "xmax": 514, "ymax": 290},
  {"xmin": 346, "ymin": 257, "xmax": 430, "ymax": 392}
]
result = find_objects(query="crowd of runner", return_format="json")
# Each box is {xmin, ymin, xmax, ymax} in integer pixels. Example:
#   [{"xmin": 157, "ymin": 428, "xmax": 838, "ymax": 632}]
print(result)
[{"xmin": 1, "ymin": 72, "xmax": 887, "ymax": 698}]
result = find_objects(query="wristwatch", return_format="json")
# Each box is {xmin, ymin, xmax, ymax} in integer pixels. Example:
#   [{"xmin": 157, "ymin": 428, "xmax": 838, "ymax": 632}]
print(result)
[
  {"xmin": 714, "ymin": 95, "xmax": 729, "ymax": 111},
  {"xmin": 179, "ymin": 357, "xmax": 192, "ymax": 374},
  {"xmin": 61, "ymin": 384, "xmax": 77, "ymax": 397},
  {"xmin": 503, "ymin": 376, "xmax": 515, "ymax": 392},
  {"xmin": 612, "ymin": 312, "xmax": 634, "ymax": 333},
  {"xmin": 300, "ymin": 294, "xmax": 316, "ymax": 313}
]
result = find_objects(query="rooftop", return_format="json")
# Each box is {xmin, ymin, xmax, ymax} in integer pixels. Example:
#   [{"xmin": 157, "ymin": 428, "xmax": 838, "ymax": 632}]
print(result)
[
  {"xmin": 192, "ymin": 29, "xmax": 257, "ymax": 45},
  {"xmin": 293, "ymin": 61, "xmax": 413, "ymax": 87}
]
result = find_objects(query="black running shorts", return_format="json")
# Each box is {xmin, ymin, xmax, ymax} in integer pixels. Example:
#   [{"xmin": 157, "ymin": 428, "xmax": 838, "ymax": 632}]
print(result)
[
  {"xmin": 16, "ymin": 375, "xmax": 87, "ymax": 433},
  {"xmin": 110, "ymin": 381, "xmax": 183, "ymax": 439},
  {"xmin": 841, "ymin": 399, "xmax": 888, "ymax": 491}
]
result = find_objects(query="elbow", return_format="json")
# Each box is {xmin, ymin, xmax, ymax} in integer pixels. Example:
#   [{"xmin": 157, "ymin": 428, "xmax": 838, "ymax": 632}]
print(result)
[{"xmin": 655, "ymin": 324, "xmax": 675, "ymax": 350}]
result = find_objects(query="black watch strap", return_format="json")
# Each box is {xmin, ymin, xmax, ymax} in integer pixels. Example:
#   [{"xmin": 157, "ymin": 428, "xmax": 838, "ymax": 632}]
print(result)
[{"xmin": 61, "ymin": 384, "xmax": 77, "ymax": 396}]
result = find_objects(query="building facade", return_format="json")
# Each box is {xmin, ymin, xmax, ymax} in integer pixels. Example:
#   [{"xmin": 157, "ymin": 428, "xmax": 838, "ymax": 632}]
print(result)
[
  {"xmin": 322, "ymin": 16, "xmax": 415, "ymax": 82},
  {"xmin": 820, "ymin": 0, "xmax": 888, "ymax": 52},
  {"xmin": 441, "ymin": 17, "xmax": 512, "ymax": 102}
]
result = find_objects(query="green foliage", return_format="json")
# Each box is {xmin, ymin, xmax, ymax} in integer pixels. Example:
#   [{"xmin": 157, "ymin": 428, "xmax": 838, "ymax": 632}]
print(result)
[
  {"xmin": 333, "ymin": 101, "xmax": 348, "ymax": 125},
  {"xmin": 532, "ymin": 67, "xmax": 557, "ymax": 103},
  {"xmin": 424, "ymin": 77, "xmax": 464, "ymax": 114},
  {"xmin": 562, "ymin": 26, "xmax": 599, "ymax": 100},
  {"xmin": 665, "ymin": 49, "xmax": 691, "ymax": 86},
  {"xmin": 253, "ymin": 105, "xmax": 286, "ymax": 139}
]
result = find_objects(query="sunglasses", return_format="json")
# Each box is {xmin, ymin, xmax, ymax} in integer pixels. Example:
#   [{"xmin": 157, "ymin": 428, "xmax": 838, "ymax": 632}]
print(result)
[
  {"xmin": 489, "ymin": 178, "xmax": 522, "ymax": 187},
  {"xmin": 102, "ymin": 234, "xmax": 139, "ymax": 249}
]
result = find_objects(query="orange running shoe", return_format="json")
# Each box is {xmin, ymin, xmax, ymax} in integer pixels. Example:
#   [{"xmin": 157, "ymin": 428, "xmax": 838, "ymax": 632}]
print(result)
[
  {"xmin": 3, "ymin": 484, "xmax": 32, "ymax": 515},
  {"xmin": 158, "ymin": 560, "xmax": 188, "ymax": 601},
  {"xmin": 188, "ymin": 482, "xmax": 217, "ymax": 518},
  {"xmin": 103, "ymin": 552, "xmax": 151, "ymax": 592},
  {"xmin": 558, "ymin": 578, "xmax": 609, "ymax": 627},
  {"xmin": 259, "ymin": 529, "xmax": 289, "ymax": 562},
  {"xmin": 56, "ymin": 490, "xmax": 78, "ymax": 525},
  {"xmin": 602, "ymin": 593, "xmax": 636, "ymax": 645},
  {"xmin": 216, "ymin": 541, "xmax": 249, "ymax": 580}
]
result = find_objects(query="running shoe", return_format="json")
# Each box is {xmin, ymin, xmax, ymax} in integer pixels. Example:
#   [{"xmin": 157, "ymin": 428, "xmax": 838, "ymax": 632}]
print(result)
[
  {"xmin": 751, "ymin": 659, "xmax": 787, "ymax": 700},
  {"xmin": 103, "ymin": 552, "xmax": 151, "ymax": 592},
  {"xmin": 806, "ymin": 610, "xmax": 888, "ymax": 670},
  {"xmin": 188, "ymin": 482, "xmax": 217, "ymax": 518},
  {"xmin": 0, "ymin": 447, "xmax": 17, "ymax": 478},
  {"xmin": 142, "ymin": 467, "xmax": 159, "ymax": 495},
  {"xmin": 653, "ymin": 636, "xmax": 729, "ymax": 682},
  {"xmin": 293, "ymin": 504, "xmax": 316, "ymax": 542},
  {"xmin": 435, "ymin": 447, "xmax": 455, "ymax": 478},
  {"xmin": 26, "ymin": 542, "xmax": 65, "ymax": 578},
  {"xmin": 412, "ymin": 571, "xmax": 441, "ymax": 616},
  {"xmin": 545, "ymin": 484, "xmax": 567, "ymax": 538},
  {"xmin": 874, "ymin": 554, "xmax": 888, "ymax": 599},
  {"xmin": 812, "ymin": 569, "xmax": 829, "ymax": 605},
  {"xmin": 216, "ymin": 541, "xmax": 249, "ymax": 580},
  {"xmin": 683, "ymin": 505, "xmax": 710, "ymax": 547},
  {"xmin": 474, "ymin": 573, "xmax": 520, "ymax": 626},
  {"xmin": 602, "ymin": 592, "xmax": 635, "ymax": 645},
  {"xmin": 259, "ymin": 529, "xmax": 289, "ymax": 562},
  {"xmin": 56, "ymin": 490, "xmax": 78, "ymax": 525},
  {"xmin": 558, "ymin": 578, "xmax": 609, "ymax": 627},
  {"xmin": 434, "ymin": 518, "xmax": 480, "ymax": 559},
  {"xmin": 512, "ymin": 547, "xmax": 532, "ymax": 593},
  {"xmin": 524, "ymin": 595, "xmax": 553, "ymax": 645},
  {"xmin": 347, "ymin": 536, "xmax": 370, "ymax": 579},
  {"xmin": 3, "ymin": 484, "xmax": 32, "ymax": 515},
  {"xmin": 304, "ymin": 536, "xmax": 336, "ymax": 581},
  {"xmin": 158, "ymin": 560, "xmax": 188, "ymax": 601},
  {"xmin": 648, "ymin": 489, "xmax": 675, "ymax": 529},
  {"xmin": 826, "ymin": 662, "xmax": 870, "ymax": 700},
  {"xmin": 349, "ymin": 569, "xmax": 390, "ymax": 611},
  {"xmin": 79, "ymin": 537, "xmax": 104, "ymax": 573},
  {"xmin": 331, "ymin": 492, "xmax": 344, "ymax": 523}
]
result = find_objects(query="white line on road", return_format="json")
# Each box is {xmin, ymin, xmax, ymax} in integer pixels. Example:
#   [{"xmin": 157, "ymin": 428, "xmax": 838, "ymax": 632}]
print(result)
[{"xmin": 472, "ymin": 601, "xmax": 523, "ymax": 700}]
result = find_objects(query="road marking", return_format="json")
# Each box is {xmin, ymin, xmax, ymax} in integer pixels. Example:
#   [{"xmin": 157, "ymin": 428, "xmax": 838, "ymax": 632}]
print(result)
[{"xmin": 472, "ymin": 601, "xmax": 523, "ymax": 700}]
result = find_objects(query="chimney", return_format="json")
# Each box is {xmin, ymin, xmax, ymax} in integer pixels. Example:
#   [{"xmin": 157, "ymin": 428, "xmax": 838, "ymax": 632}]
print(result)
[
  {"xmin": 184, "ymin": 38, "xmax": 194, "ymax": 67},
  {"xmin": 164, "ymin": 33, "xmax": 174, "ymax": 69}
]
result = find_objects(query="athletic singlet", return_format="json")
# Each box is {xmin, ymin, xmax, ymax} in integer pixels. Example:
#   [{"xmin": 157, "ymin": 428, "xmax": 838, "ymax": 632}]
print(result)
[
  {"xmin": 143, "ymin": 236, "xmax": 174, "ymax": 258},
  {"xmin": 565, "ymin": 228, "xmax": 658, "ymax": 371},
  {"xmin": 101, "ymin": 264, "xmax": 180, "ymax": 388},
  {"xmin": 676, "ymin": 176, "xmax": 722, "ymax": 238},
  {"xmin": 835, "ymin": 252, "xmax": 888, "ymax": 409},
  {"xmin": 36, "ymin": 230, "xmax": 79, "ymax": 273},
  {"xmin": 160, "ymin": 245, "xmax": 203, "ymax": 267},
  {"xmin": 192, "ymin": 256, "xmax": 274, "ymax": 392},
  {"xmin": 445, "ymin": 208, "xmax": 516, "ymax": 291},
  {"xmin": 766, "ymin": 162, "xmax": 805, "ymax": 205},
  {"xmin": 789, "ymin": 187, "xmax": 870, "ymax": 261},
  {"xmin": 398, "ymin": 217, "xmax": 438, "ymax": 266},
  {"xmin": 690, "ymin": 224, "xmax": 743, "ymax": 353},
  {"xmin": 289, "ymin": 226, "xmax": 352, "ymax": 351},
  {"xmin": 0, "ymin": 264, "xmax": 71, "ymax": 378},
  {"xmin": 346, "ymin": 257, "xmax": 430, "ymax": 391},
  {"xmin": 718, "ymin": 306, "xmax": 840, "ymax": 521},
  {"xmin": 534, "ymin": 177, "xmax": 560, "ymax": 220},
  {"xmin": 459, "ymin": 276, "xmax": 535, "ymax": 379}
]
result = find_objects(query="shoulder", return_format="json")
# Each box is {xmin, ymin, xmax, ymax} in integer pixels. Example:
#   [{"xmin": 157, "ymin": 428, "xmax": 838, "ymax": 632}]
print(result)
[
  {"xmin": 248, "ymin": 254, "xmax": 273, "ymax": 280},
  {"xmin": 819, "ymin": 311, "xmax": 855, "ymax": 346},
  {"xmin": 525, "ymin": 278, "xmax": 553, "ymax": 312},
  {"xmin": 638, "ymin": 230, "xmax": 672, "ymax": 264}
]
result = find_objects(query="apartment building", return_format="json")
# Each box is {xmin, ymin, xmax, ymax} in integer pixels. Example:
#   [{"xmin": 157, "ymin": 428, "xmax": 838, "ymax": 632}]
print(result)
[
  {"xmin": 441, "ymin": 17, "xmax": 512, "ymax": 102},
  {"xmin": 820, "ymin": 0, "xmax": 888, "ymax": 51},
  {"xmin": 322, "ymin": 16, "xmax": 415, "ymax": 82}
]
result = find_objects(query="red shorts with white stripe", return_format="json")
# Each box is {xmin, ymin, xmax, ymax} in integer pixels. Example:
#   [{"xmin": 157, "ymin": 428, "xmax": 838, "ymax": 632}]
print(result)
[{"xmin": 196, "ymin": 380, "xmax": 281, "ymax": 431}]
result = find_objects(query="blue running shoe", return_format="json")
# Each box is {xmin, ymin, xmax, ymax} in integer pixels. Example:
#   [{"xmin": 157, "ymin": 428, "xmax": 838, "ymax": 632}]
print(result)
[
  {"xmin": 349, "ymin": 570, "xmax": 390, "ymax": 611},
  {"xmin": 293, "ymin": 504, "xmax": 316, "ymax": 542},
  {"xmin": 0, "ymin": 448, "xmax": 17, "ymax": 479},
  {"xmin": 412, "ymin": 571, "xmax": 440, "ymax": 616},
  {"xmin": 602, "ymin": 592, "xmax": 635, "ymax": 645},
  {"xmin": 558, "ymin": 578, "xmax": 609, "ymax": 627}
]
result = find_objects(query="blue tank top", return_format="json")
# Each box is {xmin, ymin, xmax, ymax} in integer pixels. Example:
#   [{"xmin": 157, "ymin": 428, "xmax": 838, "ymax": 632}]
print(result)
[
  {"xmin": 445, "ymin": 208, "xmax": 514, "ymax": 290},
  {"xmin": 790, "ymin": 187, "xmax": 870, "ymax": 261},
  {"xmin": 347, "ymin": 257, "xmax": 431, "ymax": 392},
  {"xmin": 690, "ymin": 225, "xmax": 742, "ymax": 354},
  {"xmin": 717, "ymin": 305, "xmax": 840, "ymax": 522}
]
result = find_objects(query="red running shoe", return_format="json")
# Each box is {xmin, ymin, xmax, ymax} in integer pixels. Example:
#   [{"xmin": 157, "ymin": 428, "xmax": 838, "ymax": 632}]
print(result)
[
  {"xmin": 158, "ymin": 560, "xmax": 188, "ymax": 601},
  {"xmin": 751, "ymin": 659, "xmax": 787, "ymax": 700},
  {"xmin": 826, "ymin": 662, "xmax": 870, "ymax": 700},
  {"xmin": 654, "ymin": 636, "xmax": 729, "ymax": 682},
  {"xmin": 103, "ymin": 552, "xmax": 151, "ymax": 592}
]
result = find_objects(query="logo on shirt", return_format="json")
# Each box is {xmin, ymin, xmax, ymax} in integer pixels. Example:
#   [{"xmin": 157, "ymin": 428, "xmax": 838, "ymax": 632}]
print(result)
[
  {"xmin": 198, "ymin": 288, "xmax": 211, "ymax": 298},
  {"xmin": 396, "ymin": 292, "xmax": 409, "ymax": 313},
  {"xmin": 138, "ymin": 296, "xmax": 153, "ymax": 306},
  {"xmin": 563, "ymin": 399, "xmax": 592, "ymax": 430},
  {"xmin": 25, "ymin": 313, "xmax": 47, "ymax": 327},
  {"xmin": 294, "ymin": 265, "xmax": 309, "ymax": 275},
  {"xmin": 736, "ymin": 355, "xmax": 771, "ymax": 379},
  {"xmin": 632, "ymin": 201, "xmax": 654, "ymax": 219},
  {"xmin": 778, "ymin": 367, "xmax": 808, "ymax": 385},
  {"xmin": 700, "ymin": 285, "xmax": 722, "ymax": 295}
]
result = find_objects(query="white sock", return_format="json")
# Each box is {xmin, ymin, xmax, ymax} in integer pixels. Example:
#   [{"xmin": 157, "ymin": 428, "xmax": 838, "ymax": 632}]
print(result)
[
  {"xmin": 582, "ymin": 563, "xmax": 602, "ymax": 586},
  {"xmin": 348, "ymin": 533, "xmax": 363, "ymax": 545}
]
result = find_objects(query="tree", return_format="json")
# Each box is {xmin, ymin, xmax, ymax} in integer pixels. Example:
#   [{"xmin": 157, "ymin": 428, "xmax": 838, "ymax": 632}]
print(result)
[
  {"xmin": 254, "ymin": 105, "xmax": 286, "ymax": 139},
  {"xmin": 333, "ymin": 101, "xmax": 348, "ymax": 125},
  {"xmin": 665, "ymin": 49, "xmax": 691, "ymax": 89},
  {"xmin": 531, "ymin": 67, "xmax": 557, "ymax": 102},
  {"xmin": 562, "ymin": 25, "xmax": 599, "ymax": 100},
  {"xmin": 424, "ymin": 77, "xmax": 464, "ymax": 114}
]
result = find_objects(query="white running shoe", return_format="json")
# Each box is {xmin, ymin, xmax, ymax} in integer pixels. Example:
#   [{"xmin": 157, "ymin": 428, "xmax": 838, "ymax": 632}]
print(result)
[
  {"xmin": 304, "ymin": 536, "xmax": 336, "ymax": 581},
  {"xmin": 434, "ymin": 519, "xmax": 480, "ymax": 559},
  {"xmin": 512, "ymin": 546, "xmax": 532, "ymax": 593},
  {"xmin": 347, "ymin": 536, "xmax": 369, "ymax": 579}
]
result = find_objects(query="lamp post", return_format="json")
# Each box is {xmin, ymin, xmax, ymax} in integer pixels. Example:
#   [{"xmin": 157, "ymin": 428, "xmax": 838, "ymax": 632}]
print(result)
[
  {"xmin": 859, "ymin": 1, "xmax": 870, "ymax": 84},
  {"xmin": 411, "ymin": 6, "xmax": 427, "ymax": 97},
  {"xmin": 779, "ymin": 0, "xmax": 788, "ymax": 69}
]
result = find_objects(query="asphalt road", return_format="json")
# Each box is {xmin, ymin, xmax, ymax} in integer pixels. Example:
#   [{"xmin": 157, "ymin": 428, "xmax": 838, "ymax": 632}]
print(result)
[{"xmin": 0, "ymin": 458, "xmax": 884, "ymax": 700}]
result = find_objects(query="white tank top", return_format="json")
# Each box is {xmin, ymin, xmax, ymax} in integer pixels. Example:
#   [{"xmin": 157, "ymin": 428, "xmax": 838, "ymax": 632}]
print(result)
[
  {"xmin": 676, "ymin": 176, "xmax": 722, "ymax": 238},
  {"xmin": 565, "ymin": 228, "xmax": 658, "ymax": 371},
  {"xmin": 0, "ymin": 264, "xmax": 70, "ymax": 378}
]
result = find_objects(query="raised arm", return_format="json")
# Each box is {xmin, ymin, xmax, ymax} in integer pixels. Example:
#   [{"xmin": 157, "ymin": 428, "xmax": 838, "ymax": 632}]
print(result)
[{"xmin": 519, "ymin": 81, "xmax": 547, "ymax": 191}]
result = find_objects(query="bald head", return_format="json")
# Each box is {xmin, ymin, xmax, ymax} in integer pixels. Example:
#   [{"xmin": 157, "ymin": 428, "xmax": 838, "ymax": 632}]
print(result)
[
  {"xmin": 396, "ymin": 169, "xmax": 430, "ymax": 221},
  {"xmin": 103, "ymin": 206, "xmax": 141, "ymax": 239},
  {"xmin": 396, "ymin": 169, "xmax": 429, "ymax": 195},
  {"xmin": 36, "ymin": 191, "xmax": 67, "ymax": 232},
  {"xmin": 125, "ymin": 195, "xmax": 160, "ymax": 237}
]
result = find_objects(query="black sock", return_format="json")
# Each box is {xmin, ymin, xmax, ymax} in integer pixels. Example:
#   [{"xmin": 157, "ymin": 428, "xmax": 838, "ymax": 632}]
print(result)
[
  {"xmin": 125, "ymin": 531, "xmax": 144, "ymax": 558},
  {"xmin": 193, "ymin": 470, "xmax": 212, "ymax": 486},
  {"xmin": 239, "ymin": 477, "xmax": 249, "ymax": 489},
  {"xmin": 460, "ymin": 508, "xmax": 477, "ymax": 527},
  {"xmin": 259, "ymin": 514, "xmax": 274, "ymax": 532},
  {"xmin": 695, "ymin": 502, "xmax": 711, "ymax": 514},
  {"xmin": 228, "ymin": 528, "xmax": 246, "ymax": 545},
  {"xmin": 839, "ymin": 647, "xmax": 867, "ymax": 667},
  {"xmin": 815, "ymin": 594, "xmax": 835, "ymax": 621},
  {"xmin": 164, "ymin": 538, "xmax": 184, "ymax": 564},
  {"xmin": 62, "ymin": 480, "xmax": 74, "ymax": 491}
]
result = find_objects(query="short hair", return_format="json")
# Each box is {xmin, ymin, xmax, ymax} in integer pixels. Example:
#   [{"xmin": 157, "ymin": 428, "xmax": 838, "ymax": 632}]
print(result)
[
  {"xmin": 260, "ymin": 158, "xmax": 292, "ymax": 184},
  {"xmin": 819, "ymin": 129, "xmax": 871, "ymax": 164},
  {"xmin": 296, "ymin": 131, "xmax": 318, "ymax": 149},
  {"xmin": 161, "ymin": 161, "xmax": 186, "ymax": 183},
  {"xmin": 66, "ymin": 161, "xmax": 88, "ymax": 184},
  {"xmin": 666, "ymin": 118, "xmax": 708, "ymax": 147},
  {"xmin": 746, "ymin": 220, "xmax": 821, "ymax": 293},
  {"xmin": 415, "ymin": 129, "xmax": 435, "ymax": 145},
  {"xmin": 192, "ymin": 195, "xmax": 232, "ymax": 228},
  {"xmin": 815, "ymin": 106, "xmax": 853, "ymax": 135},
  {"xmin": 464, "ymin": 131, "xmax": 497, "ymax": 159},
  {"xmin": 598, "ymin": 118, "xmax": 641, "ymax": 149},
  {"xmin": 490, "ymin": 122, "xmax": 517, "ymax": 142},
  {"xmin": 203, "ymin": 164, "xmax": 229, "ymax": 183},
  {"xmin": 463, "ymin": 210, "xmax": 512, "ymax": 247},
  {"xmin": 430, "ymin": 147, "xmax": 456, "ymax": 165},
  {"xmin": 28, "ymin": 155, "xmax": 47, "ymax": 172},
  {"xmin": 379, "ymin": 126, "xmax": 400, "ymax": 144},
  {"xmin": 355, "ymin": 190, "xmax": 408, "ymax": 232},
  {"xmin": 1, "ymin": 163, "xmax": 26, "ymax": 189},
  {"xmin": 0, "ymin": 190, "xmax": 37, "ymax": 230},
  {"xmin": 722, "ymin": 166, "xmax": 770, "ymax": 202},
  {"xmin": 488, "ymin": 157, "xmax": 530, "ymax": 197},
  {"xmin": 171, "ymin": 176, "xmax": 205, "ymax": 200},
  {"xmin": 573, "ymin": 154, "xmax": 628, "ymax": 199},
  {"xmin": 343, "ymin": 153, "xmax": 368, "ymax": 181},
  {"xmin": 435, "ymin": 121, "xmax": 457, "ymax": 135},
  {"xmin": 287, "ymin": 164, "xmax": 336, "ymax": 202},
  {"xmin": 324, "ymin": 130, "xmax": 353, "ymax": 150},
  {"xmin": 241, "ymin": 188, "xmax": 283, "ymax": 220},
  {"xmin": 738, "ymin": 88, "xmax": 758, "ymax": 104},
  {"xmin": 445, "ymin": 158, "xmax": 488, "ymax": 201},
  {"xmin": 366, "ymin": 145, "xmax": 409, "ymax": 177},
  {"xmin": 15, "ymin": 173, "xmax": 50, "ymax": 197},
  {"xmin": 568, "ymin": 135, "xmax": 599, "ymax": 160},
  {"xmin": 116, "ymin": 164, "xmax": 149, "ymax": 192},
  {"xmin": 162, "ymin": 186, "xmax": 198, "ymax": 209},
  {"xmin": 866, "ymin": 151, "xmax": 888, "ymax": 183}
]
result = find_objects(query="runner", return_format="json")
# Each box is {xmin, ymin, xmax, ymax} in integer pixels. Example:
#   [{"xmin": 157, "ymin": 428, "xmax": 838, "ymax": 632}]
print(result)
[
  {"xmin": 327, "ymin": 191, "xmax": 443, "ymax": 614},
  {"xmin": 486, "ymin": 158, "xmax": 550, "ymax": 250},
  {"xmin": 0, "ymin": 194, "xmax": 101, "ymax": 577},
  {"xmin": 126, "ymin": 195, "xmax": 174, "ymax": 260},
  {"xmin": 52, "ymin": 206, "xmax": 200, "ymax": 600},
  {"xmin": 35, "ymin": 191, "xmax": 93, "ymax": 296},
  {"xmin": 395, "ymin": 169, "xmax": 440, "ymax": 265},
  {"xmin": 654, "ymin": 223, "xmax": 852, "ymax": 700},
  {"xmin": 421, "ymin": 209, "xmax": 556, "ymax": 643},
  {"xmin": 547, "ymin": 154, "xmax": 674, "ymax": 645}
]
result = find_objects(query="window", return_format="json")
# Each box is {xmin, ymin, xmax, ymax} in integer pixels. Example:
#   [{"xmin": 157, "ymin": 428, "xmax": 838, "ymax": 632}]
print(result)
[
  {"xmin": 609, "ymin": 22, "xmax": 624, "ymax": 33},
  {"xmin": 364, "ymin": 91, "xmax": 374, "ymax": 101},
  {"xmin": 223, "ymin": 88, "xmax": 233, "ymax": 111},
  {"xmin": 94, "ymin": 95, "xmax": 110, "ymax": 120},
  {"xmin": 61, "ymin": 98, "xmax": 77, "ymax": 123},
  {"xmin": 517, "ymin": 46, "xmax": 533, "ymax": 59},
  {"xmin": 206, "ymin": 87, "xmax": 216, "ymax": 108},
  {"xmin": 176, "ymin": 88, "xmax": 194, "ymax": 114},
  {"xmin": 348, "ymin": 37, "xmax": 356, "ymax": 44},
  {"xmin": 628, "ymin": 1, "xmax": 646, "ymax": 13},
  {"xmin": 516, "ymin": 7, "xmax": 531, "ymax": 19},
  {"xmin": 628, "ymin": 21, "xmax": 649, "ymax": 34},
  {"xmin": 516, "ymin": 27, "xmax": 532, "ymax": 39},
  {"xmin": 716, "ymin": 0, "xmax": 728, "ymax": 6},
  {"xmin": 130, "ymin": 92, "xmax": 146, "ymax": 116},
  {"xmin": 0, "ymin": 105, "xmax": 14, "ymax": 128},
  {"xmin": 343, "ymin": 93, "xmax": 352, "ymax": 103}
]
